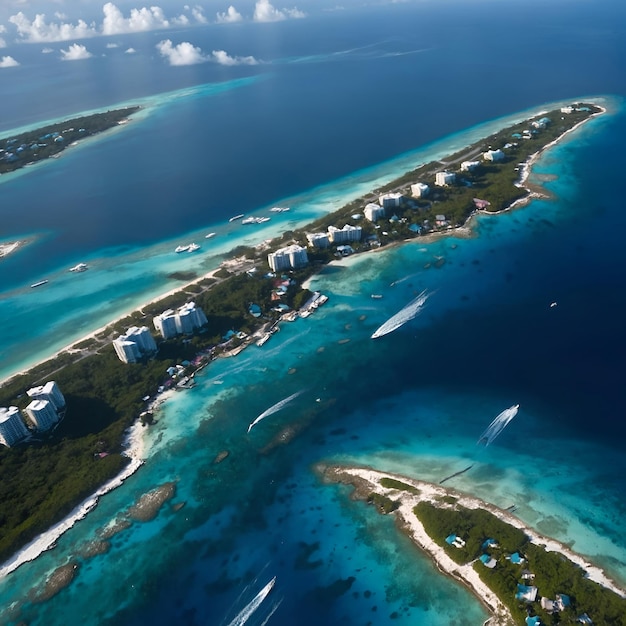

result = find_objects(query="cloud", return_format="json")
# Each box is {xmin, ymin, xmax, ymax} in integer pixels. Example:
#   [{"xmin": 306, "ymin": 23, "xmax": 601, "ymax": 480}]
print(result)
[
  {"xmin": 191, "ymin": 6, "xmax": 208, "ymax": 24},
  {"xmin": 60, "ymin": 43, "xmax": 92, "ymax": 61},
  {"xmin": 9, "ymin": 11, "xmax": 97, "ymax": 42},
  {"xmin": 0, "ymin": 55, "xmax": 19, "ymax": 67},
  {"xmin": 0, "ymin": 38, "xmax": 6, "ymax": 49},
  {"xmin": 106, "ymin": 42, "xmax": 119, "ymax": 48},
  {"xmin": 216, "ymin": 6, "xmax": 243, "ymax": 24},
  {"xmin": 41, "ymin": 46, "xmax": 54, "ymax": 53},
  {"xmin": 253, "ymin": 0, "xmax": 305, "ymax": 22},
  {"xmin": 156, "ymin": 39, "xmax": 206, "ymax": 65},
  {"xmin": 102, "ymin": 3, "xmax": 171, "ymax": 35},
  {"xmin": 210, "ymin": 49, "xmax": 258, "ymax": 65},
  {"xmin": 125, "ymin": 47, "xmax": 136, "ymax": 54}
]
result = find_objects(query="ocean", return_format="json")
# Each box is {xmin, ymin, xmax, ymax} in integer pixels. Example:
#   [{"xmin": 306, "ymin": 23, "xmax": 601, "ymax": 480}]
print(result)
[{"xmin": 0, "ymin": 0, "xmax": 625, "ymax": 624}]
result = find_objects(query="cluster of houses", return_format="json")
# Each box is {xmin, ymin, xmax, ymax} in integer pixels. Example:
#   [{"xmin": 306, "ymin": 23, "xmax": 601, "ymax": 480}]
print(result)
[
  {"xmin": 446, "ymin": 534, "xmax": 595, "ymax": 625},
  {"xmin": 112, "ymin": 302, "xmax": 208, "ymax": 364},
  {"xmin": 0, "ymin": 381, "xmax": 66, "ymax": 447},
  {"xmin": 1, "ymin": 127, "xmax": 84, "ymax": 165}
]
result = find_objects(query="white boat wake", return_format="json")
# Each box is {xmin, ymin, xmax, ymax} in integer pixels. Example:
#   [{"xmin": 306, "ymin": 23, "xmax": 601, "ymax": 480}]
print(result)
[
  {"xmin": 248, "ymin": 390, "xmax": 304, "ymax": 433},
  {"xmin": 258, "ymin": 599, "xmax": 283, "ymax": 626},
  {"xmin": 477, "ymin": 404, "xmax": 520, "ymax": 446},
  {"xmin": 226, "ymin": 577, "xmax": 276, "ymax": 626},
  {"xmin": 371, "ymin": 289, "xmax": 430, "ymax": 339}
]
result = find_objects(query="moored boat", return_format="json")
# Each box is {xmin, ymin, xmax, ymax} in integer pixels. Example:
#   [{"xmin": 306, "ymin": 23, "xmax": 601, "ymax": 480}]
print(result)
[
  {"xmin": 229, "ymin": 214, "xmax": 244, "ymax": 222},
  {"xmin": 205, "ymin": 232, "xmax": 216, "ymax": 239},
  {"xmin": 175, "ymin": 245, "xmax": 190, "ymax": 253},
  {"xmin": 69, "ymin": 263, "xmax": 88, "ymax": 272},
  {"xmin": 187, "ymin": 243, "xmax": 200, "ymax": 252},
  {"xmin": 31, "ymin": 279, "xmax": 49, "ymax": 288}
]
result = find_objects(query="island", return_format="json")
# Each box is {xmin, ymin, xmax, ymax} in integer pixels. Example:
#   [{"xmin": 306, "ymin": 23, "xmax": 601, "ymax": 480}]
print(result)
[
  {"xmin": 319, "ymin": 465, "xmax": 626, "ymax": 626},
  {"xmin": 0, "ymin": 107, "xmax": 140, "ymax": 176},
  {"xmin": 0, "ymin": 102, "xmax": 605, "ymax": 571}
]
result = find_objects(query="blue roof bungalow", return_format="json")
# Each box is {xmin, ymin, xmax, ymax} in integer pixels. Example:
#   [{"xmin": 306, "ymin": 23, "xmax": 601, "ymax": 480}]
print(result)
[
  {"xmin": 508, "ymin": 552, "xmax": 525, "ymax": 564},
  {"xmin": 482, "ymin": 538, "xmax": 498, "ymax": 550},
  {"xmin": 248, "ymin": 303, "xmax": 262, "ymax": 318},
  {"xmin": 515, "ymin": 584, "xmax": 538, "ymax": 602},
  {"xmin": 526, "ymin": 617, "xmax": 542, "ymax": 626},
  {"xmin": 512, "ymin": 132, "xmax": 523, "ymax": 139},
  {"xmin": 479, "ymin": 554, "xmax": 497, "ymax": 568},
  {"xmin": 577, "ymin": 613, "xmax": 593, "ymax": 624},
  {"xmin": 408, "ymin": 223, "xmax": 422, "ymax": 233}
]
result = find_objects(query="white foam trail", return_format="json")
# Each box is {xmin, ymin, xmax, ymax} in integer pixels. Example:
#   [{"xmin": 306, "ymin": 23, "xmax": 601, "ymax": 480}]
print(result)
[
  {"xmin": 477, "ymin": 404, "xmax": 520, "ymax": 446},
  {"xmin": 371, "ymin": 290, "xmax": 430, "ymax": 339},
  {"xmin": 248, "ymin": 390, "xmax": 304, "ymax": 433},
  {"xmin": 258, "ymin": 598, "xmax": 283, "ymax": 626},
  {"xmin": 226, "ymin": 576, "xmax": 276, "ymax": 626}
]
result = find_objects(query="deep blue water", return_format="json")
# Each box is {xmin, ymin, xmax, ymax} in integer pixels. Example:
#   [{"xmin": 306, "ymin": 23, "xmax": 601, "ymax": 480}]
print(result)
[{"xmin": 0, "ymin": 1, "xmax": 625, "ymax": 625}]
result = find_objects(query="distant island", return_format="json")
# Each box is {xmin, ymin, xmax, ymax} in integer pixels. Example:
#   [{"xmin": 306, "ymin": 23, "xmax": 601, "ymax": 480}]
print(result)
[
  {"xmin": 0, "ymin": 107, "xmax": 140, "ymax": 176},
  {"xmin": 320, "ymin": 465, "xmax": 626, "ymax": 626},
  {"xmin": 0, "ymin": 102, "xmax": 605, "ymax": 570}
]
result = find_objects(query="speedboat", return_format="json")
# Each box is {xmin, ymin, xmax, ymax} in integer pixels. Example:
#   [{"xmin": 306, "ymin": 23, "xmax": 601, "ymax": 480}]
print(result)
[
  {"xmin": 175, "ymin": 245, "xmax": 190, "ymax": 253},
  {"xmin": 229, "ymin": 214, "xmax": 244, "ymax": 222},
  {"xmin": 205, "ymin": 232, "xmax": 216, "ymax": 239},
  {"xmin": 69, "ymin": 263, "xmax": 88, "ymax": 272},
  {"xmin": 241, "ymin": 217, "xmax": 256, "ymax": 224},
  {"xmin": 188, "ymin": 243, "xmax": 200, "ymax": 252}
]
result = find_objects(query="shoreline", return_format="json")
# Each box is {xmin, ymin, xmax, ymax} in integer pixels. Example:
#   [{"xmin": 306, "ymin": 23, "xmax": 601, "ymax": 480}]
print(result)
[
  {"xmin": 0, "ymin": 101, "xmax": 607, "ymax": 578},
  {"xmin": 322, "ymin": 465, "xmax": 626, "ymax": 624}
]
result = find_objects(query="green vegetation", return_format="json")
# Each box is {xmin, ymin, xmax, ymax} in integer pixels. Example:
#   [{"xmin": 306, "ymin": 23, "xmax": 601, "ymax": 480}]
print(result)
[
  {"xmin": 0, "ymin": 107, "xmax": 141, "ymax": 175},
  {"xmin": 0, "ymin": 103, "xmax": 602, "ymax": 567},
  {"xmin": 413, "ymin": 501, "xmax": 626, "ymax": 625},
  {"xmin": 367, "ymin": 492, "xmax": 399, "ymax": 514},
  {"xmin": 379, "ymin": 477, "xmax": 420, "ymax": 495}
]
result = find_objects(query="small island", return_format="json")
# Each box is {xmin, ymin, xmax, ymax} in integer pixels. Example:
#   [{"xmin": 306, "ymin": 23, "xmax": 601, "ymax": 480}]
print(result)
[
  {"xmin": 0, "ymin": 107, "xmax": 140, "ymax": 176},
  {"xmin": 320, "ymin": 465, "xmax": 626, "ymax": 626},
  {"xmin": 0, "ymin": 101, "xmax": 605, "ymax": 569}
]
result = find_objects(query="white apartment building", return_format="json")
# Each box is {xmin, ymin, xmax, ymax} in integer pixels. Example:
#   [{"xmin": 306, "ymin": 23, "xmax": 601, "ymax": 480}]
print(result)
[
  {"xmin": 363, "ymin": 203, "xmax": 386, "ymax": 222},
  {"xmin": 153, "ymin": 303, "xmax": 208, "ymax": 340},
  {"xmin": 483, "ymin": 149, "xmax": 505, "ymax": 162},
  {"xmin": 410, "ymin": 183, "xmax": 430, "ymax": 198},
  {"xmin": 25, "ymin": 399, "xmax": 59, "ymax": 432},
  {"xmin": 113, "ymin": 325, "xmax": 158, "ymax": 362},
  {"xmin": 27, "ymin": 380, "xmax": 66, "ymax": 411},
  {"xmin": 560, "ymin": 106, "xmax": 574, "ymax": 114},
  {"xmin": 0, "ymin": 406, "xmax": 29, "ymax": 447},
  {"xmin": 435, "ymin": 171, "xmax": 456, "ymax": 186},
  {"xmin": 460, "ymin": 161, "xmax": 481, "ymax": 172},
  {"xmin": 379, "ymin": 192, "xmax": 404, "ymax": 210},
  {"xmin": 327, "ymin": 224, "xmax": 362, "ymax": 244},
  {"xmin": 306, "ymin": 232, "xmax": 330, "ymax": 248},
  {"xmin": 267, "ymin": 245, "xmax": 309, "ymax": 272}
]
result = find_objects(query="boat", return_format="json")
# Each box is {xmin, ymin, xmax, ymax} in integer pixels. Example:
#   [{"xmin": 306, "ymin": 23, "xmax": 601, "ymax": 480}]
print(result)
[
  {"xmin": 69, "ymin": 263, "xmax": 88, "ymax": 272},
  {"xmin": 205, "ymin": 232, "xmax": 216, "ymax": 239},
  {"xmin": 175, "ymin": 245, "xmax": 190, "ymax": 253},
  {"xmin": 371, "ymin": 294, "xmax": 383, "ymax": 299},
  {"xmin": 317, "ymin": 294, "xmax": 329, "ymax": 305},
  {"xmin": 31, "ymin": 280, "xmax": 49, "ymax": 288},
  {"xmin": 229, "ymin": 214, "xmax": 244, "ymax": 222},
  {"xmin": 241, "ymin": 217, "xmax": 256, "ymax": 225},
  {"xmin": 269, "ymin": 206, "xmax": 290, "ymax": 212},
  {"xmin": 257, "ymin": 216, "xmax": 271, "ymax": 223},
  {"xmin": 256, "ymin": 333, "xmax": 271, "ymax": 347},
  {"xmin": 187, "ymin": 243, "xmax": 200, "ymax": 252}
]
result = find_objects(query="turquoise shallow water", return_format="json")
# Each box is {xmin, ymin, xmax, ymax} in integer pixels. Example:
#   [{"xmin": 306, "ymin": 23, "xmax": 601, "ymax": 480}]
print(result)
[{"xmin": 1, "ymin": 99, "xmax": 626, "ymax": 625}]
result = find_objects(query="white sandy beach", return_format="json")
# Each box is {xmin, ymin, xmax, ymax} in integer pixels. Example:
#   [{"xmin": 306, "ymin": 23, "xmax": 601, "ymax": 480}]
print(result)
[{"xmin": 327, "ymin": 465, "xmax": 625, "ymax": 625}]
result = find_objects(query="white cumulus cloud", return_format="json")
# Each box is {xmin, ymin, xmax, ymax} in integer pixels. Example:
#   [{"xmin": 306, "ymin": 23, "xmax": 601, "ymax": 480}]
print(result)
[
  {"xmin": 211, "ymin": 49, "xmax": 258, "ymax": 65},
  {"xmin": 191, "ymin": 6, "xmax": 208, "ymax": 24},
  {"xmin": 106, "ymin": 42, "xmax": 119, "ymax": 48},
  {"xmin": 0, "ymin": 55, "xmax": 19, "ymax": 67},
  {"xmin": 216, "ymin": 6, "xmax": 243, "ymax": 24},
  {"xmin": 102, "ymin": 3, "xmax": 171, "ymax": 35},
  {"xmin": 0, "ymin": 38, "xmax": 6, "ymax": 49},
  {"xmin": 9, "ymin": 11, "xmax": 97, "ymax": 42},
  {"xmin": 156, "ymin": 39, "xmax": 206, "ymax": 65},
  {"xmin": 253, "ymin": 0, "xmax": 305, "ymax": 22},
  {"xmin": 125, "ymin": 47, "xmax": 136, "ymax": 54},
  {"xmin": 41, "ymin": 47, "xmax": 54, "ymax": 53},
  {"xmin": 60, "ymin": 43, "xmax": 92, "ymax": 61}
]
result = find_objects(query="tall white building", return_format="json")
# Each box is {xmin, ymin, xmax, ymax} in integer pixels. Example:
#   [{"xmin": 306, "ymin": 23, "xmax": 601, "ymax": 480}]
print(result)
[
  {"xmin": 483, "ymin": 149, "xmax": 505, "ymax": 162},
  {"xmin": 410, "ymin": 183, "xmax": 430, "ymax": 198},
  {"xmin": 306, "ymin": 232, "xmax": 330, "ymax": 248},
  {"xmin": 435, "ymin": 171, "xmax": 456, "ymax": 186},
  {"xmin": 113, "ymin": 326, "xmax": 158, "ymax": 362},
  {"xmin": 267, "ymin": 245, "xmax": 309, "ymax": 272},
  {"xmin": 327, "ymin": 224, "xmax": 362, "ymax": 244},
  {"xmin": 25, "ymin": 399, "xmax": 59, "ymax": 432},
  {"xmin": 0, "ymin": 406, "xmax": 29, "ymax": 447},
  {"xmin": 460, "ymin": 161, "xmax": 481, "ymax": 172},
  {"xmin": 363, "ymin": 203, "xmax": 386, "ymax": 222},
  {"xmin": 153, "ymin": 303, "xmax": 208, "ymax": 339},
  {"xmin": 27, "ymin": 381, "xmax": 66, "ymax": 411},
  {"xmin": 379, "ymin": 192, "xmax": 404, "ymax": 210}
]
